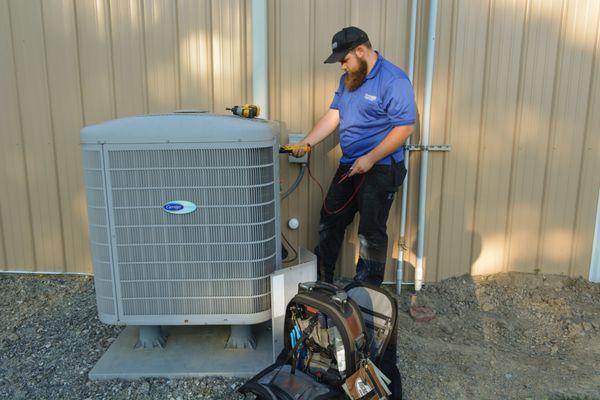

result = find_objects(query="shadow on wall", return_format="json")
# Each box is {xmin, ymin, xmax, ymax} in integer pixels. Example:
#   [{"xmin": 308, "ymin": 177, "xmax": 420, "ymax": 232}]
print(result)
[{"xmin": 407, "ymin": 191, "xmax": 482, "ymax": 282}]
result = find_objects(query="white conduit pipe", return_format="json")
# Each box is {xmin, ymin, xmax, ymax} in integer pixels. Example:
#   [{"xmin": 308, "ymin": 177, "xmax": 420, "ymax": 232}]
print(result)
[
  {"xmin": 252, "ymin": 0, "xmax": 269, "ymax": 119},
  {"xmin": 393, "ymin": 0, "xmax": 419, "ymax": 295},
  {"xmin": 415, "ymin": 0, "xmax": 439, "ymax": 291}
]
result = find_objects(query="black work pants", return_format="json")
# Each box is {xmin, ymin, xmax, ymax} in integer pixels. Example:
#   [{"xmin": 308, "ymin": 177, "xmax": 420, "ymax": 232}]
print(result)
[{"xmin": 314, "ymin": 161, "xmax": 407, "ymax": 286}]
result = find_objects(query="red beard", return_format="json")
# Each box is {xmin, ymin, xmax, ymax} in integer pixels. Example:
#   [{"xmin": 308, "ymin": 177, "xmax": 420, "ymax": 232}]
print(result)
[{"xmin": 344, "ymin": 58, "xmax": 368, "ymax": 91}]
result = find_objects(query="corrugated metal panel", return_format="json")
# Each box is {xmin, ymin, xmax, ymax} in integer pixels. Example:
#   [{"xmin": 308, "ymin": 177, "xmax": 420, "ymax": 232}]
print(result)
[
  {"xmin": 1, "ymin": 0, "xmax": 599, "ymax": 281},
  {"xmin": 9, "ymin": 0, "xmax": 65, "ymax": 271},
  {"xmin": 505, "ymin": 0, "xmax": 564, "ymax": 274},
  {"xmin": 269, "ymin": 0, "xmax": 600, "ymax": 281},
  {"xmin": 42, "ymin": 0, "xmax": 91, "ymax": 273},
  {"xmin": 143, "ymin": 0, "xmax": 179, "ymax": 112},
  {"xmin": 211, "ymin": 0, "xmax": 251, "ymax": 113},
  {"xmin": 0, "ymin": 0, "xmax": 250, "ymax": 273},
  {"xmin": 178, "ymin": 0, "xmax": 213, "ymax": 111},
  {"xmin": 75, "ymin": 0, "xmax": 116, "ymax": 125},
  {"xmin": 0, "ymin": 0, "xmax": 36, "ymax": 270},
  {"xmin": 109, "ymin": 0, "xmax": 147, "ymax": 117},
  {"xmin": 572, "ymin": 11, "xmax": 600, "ymax": 278},
  {"xmin": 470, "ymin": 0, "xmax": 527, "ymax": 276},
  {"xmin": 538, "ymin": 0, "xmax": 600, "ymax": 275}
]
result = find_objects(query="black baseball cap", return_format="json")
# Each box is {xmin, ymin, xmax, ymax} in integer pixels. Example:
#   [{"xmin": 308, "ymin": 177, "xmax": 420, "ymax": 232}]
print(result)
[{"xmin": 324, "ymin": 26, "xmax": 370, "ymax": 64}]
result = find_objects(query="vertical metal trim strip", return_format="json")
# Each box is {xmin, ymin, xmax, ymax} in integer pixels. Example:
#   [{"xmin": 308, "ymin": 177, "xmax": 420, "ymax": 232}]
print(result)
[{"xmin": 101, "ymin": 145, "xmax": 122, "ymax": 321}]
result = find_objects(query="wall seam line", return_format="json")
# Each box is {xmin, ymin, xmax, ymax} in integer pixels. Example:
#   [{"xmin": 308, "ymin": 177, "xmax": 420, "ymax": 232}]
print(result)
[
  {"xmin": 208, "ymin": 0, "xmax": 215, "ymax": 112},
  {"xmin": 174, "ymin": 0, "xmax": 182, "ymax": 110},
  {"xmin": 39, "ymin": 0, "xmax": 68, "ymax": 272},
  {"xmin": 434, "ymin": 0, "xmax": 457, "ymax": 282},
  {"xmin": 71, "ymin": 0, "xmax": 91, "ymax": 273},
  {"xmin": 380, "ymin": 0, "xmax": 387, "ymax": 52},
  {"xmin": 536, "ymin": 0, "xmax": 567, "ymax": 271},
  {"xmin": 243, "ymin": 0, "xmax": 249, "ymax": 103},
  {"xmin": 72, "ymin": 0, "xmax": 87, "ymax": 126},
  {"xmin": 7, "ymin": 0, "xmax": 38, "ymax": 270},
  {"xmin": 105, "ymin": 0, "xmax": 117, "ymax": 118},
  {"xmin": 469, "ymin": 0, "xmax": 494, "ymax": 272},
  {"xmin": 140, "ymin": 0, "xmax": 150, "ymax": 113},
  {"xmin": 504, "ymin": 0, "xmax": 531, "ymax": 273},
  {"xmin": 0, "ymin": 204, "xmax": 6, "ymax": 268}
]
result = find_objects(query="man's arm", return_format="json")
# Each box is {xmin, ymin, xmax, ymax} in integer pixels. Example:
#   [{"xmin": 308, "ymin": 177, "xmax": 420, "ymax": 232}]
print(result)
[
  {"xmin": 347, "ymin": 124, "xmax": 413, "ymax": 176},
  {"xmin": 292, "ymin": 108, "xmax": 340, "ymax": 157}
]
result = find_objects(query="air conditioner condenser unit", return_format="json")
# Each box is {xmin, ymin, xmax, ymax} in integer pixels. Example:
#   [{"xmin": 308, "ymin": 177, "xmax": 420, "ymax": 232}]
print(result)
[{"xmin": 81, "ymin": 112, "xmax": 282, "ymax": 348}]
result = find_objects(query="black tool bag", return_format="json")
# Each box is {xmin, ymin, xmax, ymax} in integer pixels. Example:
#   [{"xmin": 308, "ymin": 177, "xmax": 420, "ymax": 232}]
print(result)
[{"xmin": 239, "ymin": 281, "xmax": 401, "ymax": 399}]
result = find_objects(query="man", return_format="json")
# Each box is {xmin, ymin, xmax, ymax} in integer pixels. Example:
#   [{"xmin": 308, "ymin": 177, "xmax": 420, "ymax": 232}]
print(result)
[{"xmin": 294, "ymin": 26, "xmax": 416, "ymax": 286}]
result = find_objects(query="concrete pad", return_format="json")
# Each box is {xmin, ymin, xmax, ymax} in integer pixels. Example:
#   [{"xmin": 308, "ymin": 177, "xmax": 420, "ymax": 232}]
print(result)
[{"xmin": 89, "ymin": 323, "xmax": 273, "ymax": 380}]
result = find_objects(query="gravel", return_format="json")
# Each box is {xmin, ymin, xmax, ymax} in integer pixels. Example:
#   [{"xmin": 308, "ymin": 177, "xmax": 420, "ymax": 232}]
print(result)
[
  {"xmin": 0, "ymin": 274, "xmax": 245, "ymax": 400},
  {"xmin": 1, "ymin": 272, "xmax": 599, "ymax": 399}
]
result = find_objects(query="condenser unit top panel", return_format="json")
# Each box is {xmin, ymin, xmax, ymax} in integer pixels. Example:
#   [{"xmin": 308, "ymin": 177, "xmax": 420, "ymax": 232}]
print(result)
[{"xmin": 81, "ymin": 113, "xmax": 279, "ymax": 144}]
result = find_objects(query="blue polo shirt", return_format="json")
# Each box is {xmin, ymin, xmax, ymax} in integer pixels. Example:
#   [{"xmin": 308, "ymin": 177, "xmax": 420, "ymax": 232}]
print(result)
[{"xmin": 330, "ymin": 54, "xmax": 416, "ymax": 165}]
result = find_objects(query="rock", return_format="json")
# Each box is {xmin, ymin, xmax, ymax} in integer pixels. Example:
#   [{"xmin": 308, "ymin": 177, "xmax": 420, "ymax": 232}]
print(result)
[
  {"xmin": 7, "ymin": 333, "xmax": 19, "ymax": 342},
  {"xmin": 139, "ymin": 382, "xmax": 150, "ymax": 394},
  {"xmin": 582, "ymin": 322, "xmax": 593, "ymax": 331},
  {"xmin": 550, "ymin": 345, "xmax": 559, "ymax": 355},
  {"xmin": 569, "ymin": 323, "xmax": 584, "ymax": 336},
  {"xmin": 439, "ymin": 320, "xmax": 455, "ymax": 335},
  {"xmin": 12, "ymin": 389, "xmax": 27, "ymax": 400},
  {"xmin": 567, "ymin": 364, "xmax": 578, "ymax": 371},
  {"xmin": 482, "ymin": 303, "xmax": 494, "ymax": 312},
  {"xmin": 505, "ymin": 373, "xmax": 513, "ymax": 380}
]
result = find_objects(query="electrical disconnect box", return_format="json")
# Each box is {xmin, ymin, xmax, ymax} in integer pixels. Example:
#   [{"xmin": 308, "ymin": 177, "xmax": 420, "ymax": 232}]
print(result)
[{"xmin": 287, "ymin": 133, "xmax": 308, "ymax": 164}]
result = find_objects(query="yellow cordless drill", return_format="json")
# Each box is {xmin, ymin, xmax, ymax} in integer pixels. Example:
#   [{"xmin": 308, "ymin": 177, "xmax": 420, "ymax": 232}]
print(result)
[{"xmin": 226, "ymin": 104, "xmax": 260, "ymax": 118}]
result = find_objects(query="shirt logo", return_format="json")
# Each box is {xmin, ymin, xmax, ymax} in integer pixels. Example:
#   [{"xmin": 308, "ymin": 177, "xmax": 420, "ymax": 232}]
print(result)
[{"xmin": 364, "ymin": 94, "xmax": 377, "ymax": 101}]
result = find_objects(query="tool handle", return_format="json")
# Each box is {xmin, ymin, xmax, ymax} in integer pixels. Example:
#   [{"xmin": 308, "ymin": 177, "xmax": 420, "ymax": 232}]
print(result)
[{"xmin": 279, "ymin": 144, "xmax": 311, "ymax": 154}]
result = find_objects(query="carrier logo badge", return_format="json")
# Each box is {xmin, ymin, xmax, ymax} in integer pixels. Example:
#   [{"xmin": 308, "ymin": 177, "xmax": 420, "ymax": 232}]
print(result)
[
  {"xmin": 364, "ymin": 93, "xmax": 377, "ymax": 101},
  {"xmin": 162, "ymin": 201, "xmax": 197, "ymax": 214}
]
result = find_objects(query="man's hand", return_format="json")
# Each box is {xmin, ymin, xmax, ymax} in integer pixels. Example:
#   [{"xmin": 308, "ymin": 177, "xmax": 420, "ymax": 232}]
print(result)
[
  {"xmin": 348, "ymin": 154, "xmax": 376, "ymax": 176},
  {"xmin": 291, "ymin": 141, "xmax": 310, "ymax": 158}
]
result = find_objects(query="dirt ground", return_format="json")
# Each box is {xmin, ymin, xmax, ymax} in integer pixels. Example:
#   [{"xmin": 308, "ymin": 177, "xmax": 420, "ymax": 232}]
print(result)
[
  {"xmin": 0, "ymin": 272, "xmax": 598, "ymax": 399},
  {"xmin": 395, "ymin": 273, "xmax": 600, "ymax": 399}
]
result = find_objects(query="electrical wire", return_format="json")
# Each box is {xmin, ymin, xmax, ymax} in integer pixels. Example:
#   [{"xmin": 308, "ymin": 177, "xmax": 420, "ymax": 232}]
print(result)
[
  {"xmin": 279, "ymin": 150, "xmax": 366, "ymax": 264},
  {"xmin": 306, "ymin": 163, "xmax": 366, "ymax": 215},
  {"xmin": 281, "ymin": 232, "xmax": 298, "ymax": 263},
  {"xmin": 281, "ymin": 164, "xmax": 307, "ymax": 200}
]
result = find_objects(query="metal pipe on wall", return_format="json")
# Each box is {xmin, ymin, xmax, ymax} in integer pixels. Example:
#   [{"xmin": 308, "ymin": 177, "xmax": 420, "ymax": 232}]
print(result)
[
  {"xmin": 252, "ymin": 0, "xmax": 269, "ymax": 119},
  {"xmin": 415, "ymin": 0, "xmax": 439, "ymax": 291},
  {"xmin": 394, "ymin": 0, "xmax": 419, "ymax": 295}
]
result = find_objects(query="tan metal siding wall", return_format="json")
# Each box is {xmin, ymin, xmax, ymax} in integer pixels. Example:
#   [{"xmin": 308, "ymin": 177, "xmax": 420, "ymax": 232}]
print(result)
[
  {"xmin": 0, "ymin": 0, "xmax": 251, "ymax": 273},
  {"xmin": 423, "ymin": 0, "xmax": 600, "ymax": 280},
  {"xmin": 270, "ymin": 0, "xmax": 600, "ymax": 281},
  {"xmin": 1, "ymin": 0, "xmax": 599, "ymax": 280}
]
